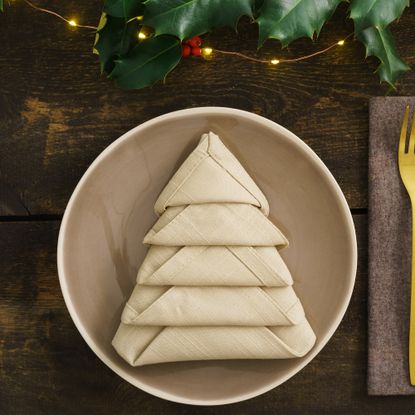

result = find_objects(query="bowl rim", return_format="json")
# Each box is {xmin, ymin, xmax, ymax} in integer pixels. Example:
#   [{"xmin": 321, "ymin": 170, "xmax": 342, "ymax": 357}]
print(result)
[{"xmin": 57, "ymin": 107, "xmax": 358, "ymax": 406}]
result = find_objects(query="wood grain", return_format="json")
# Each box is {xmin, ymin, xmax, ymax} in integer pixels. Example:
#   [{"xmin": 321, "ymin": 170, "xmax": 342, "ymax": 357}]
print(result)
[
  {"xmin": 1, "ymin": 2, "xmax": 415, "ymax": 214},
  {"xmin": 2, "ymin": 1, "xmax": 415, "ymax": 413},
  {"xmin": 1, "ymin": 216, "xmax": 414, "ymax": 414}
]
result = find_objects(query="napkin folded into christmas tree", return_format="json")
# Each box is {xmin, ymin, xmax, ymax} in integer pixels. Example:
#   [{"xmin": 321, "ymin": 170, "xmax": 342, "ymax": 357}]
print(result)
[{"xmin": 113, "ymin": 132, "xmax": 316, "ymax": 366}]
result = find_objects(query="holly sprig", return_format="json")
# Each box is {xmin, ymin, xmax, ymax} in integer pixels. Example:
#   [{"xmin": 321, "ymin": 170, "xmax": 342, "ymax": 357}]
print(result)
[
  {"xmin": 93, "ymin": 0, "xmax": 410, "ymax": 89},
  {"xmin": 350, "ymin": 0, "xmax": 410, "ymax": 86},
  {"xmin": 1, "ymin": 0, "xmax": 411, "ymax": 88}
]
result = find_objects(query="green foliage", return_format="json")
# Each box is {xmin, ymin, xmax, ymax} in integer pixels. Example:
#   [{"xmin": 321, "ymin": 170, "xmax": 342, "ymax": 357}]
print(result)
[
  {"xmin": 142, "ymin": 0, "xmax": 253, "ymax": 40},
  {"xmin": 95, "ymin": 14, "xmax": 139, "ymax": 73},
  {"xmin": 350, "ymin": 0, "xmax": 409, "ymax": 32},
  {"xmin": 93, "ymin": 12, "xmax": 107, "ymax": 55},
  {"xmin": 92, "ymin": 0, "xmax": 411, "ymax": 89},
  {"xmin": 257, "ymin": 0, "xmax": 343, "ymax": 47},
  {"xmin": 254, "ymin": 0, "xmax": 265, "ymax": 15},
  {"xmin": 104, "ymin": 0, "xmax": 144, "ymax": 20},
  {"xmin": 349, "ymin": 0, "xmax": 410, "ymax": 88},
  {"xmin": 0, "ymin": 0, "xmax": 410, "ymax": 88},
  {"xmin": 357, "ymin": 26, "xmax": 409, "ymax": 86},
  {"xmin": 109, "ymin": 35, "xmax": 182, "ymax": 89}
]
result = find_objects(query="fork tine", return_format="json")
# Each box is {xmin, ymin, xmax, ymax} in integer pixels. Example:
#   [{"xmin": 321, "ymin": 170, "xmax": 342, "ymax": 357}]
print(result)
[
  {"xmin": 410, "ymin": 108, "xmax": 415, "ymax": 155},
  {"xmin": 400, "ymin": 105, "xmax": 410, "ymax": 155}
]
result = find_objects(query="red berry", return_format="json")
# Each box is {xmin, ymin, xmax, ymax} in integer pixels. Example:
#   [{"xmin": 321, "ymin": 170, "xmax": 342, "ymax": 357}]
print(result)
[
  {"xmin": 182, "ymin": 44, "xmax": 191, "ymax": 57},
  {"xmin": 191, "ymin": 47, "xmax": 201, "ymax": 57},
  {"xmin": 188, "ymin": 36, "xmax": 202, "ymax": 48}
]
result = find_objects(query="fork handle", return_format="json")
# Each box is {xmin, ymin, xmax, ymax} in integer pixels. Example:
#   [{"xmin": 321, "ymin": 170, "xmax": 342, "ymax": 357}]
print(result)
[{"xmin": 410, "ymin": 202, "xmax": 415, "ymax": 385}]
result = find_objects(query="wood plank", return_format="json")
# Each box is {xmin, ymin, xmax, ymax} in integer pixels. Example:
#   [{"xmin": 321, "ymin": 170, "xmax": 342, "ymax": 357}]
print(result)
[
  {"xmin": 1, "ymin": 216, "xmax": 414, "ymax": 414},
  {"xmin": 2, "ymin": 2, "xmax": 414, "ymax": 213}
]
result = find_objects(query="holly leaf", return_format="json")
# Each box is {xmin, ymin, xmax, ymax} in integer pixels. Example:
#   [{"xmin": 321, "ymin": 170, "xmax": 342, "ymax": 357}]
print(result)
[
  {"xmin": 357, "ymin": 26, "xmax": 409, "ymax": 86},
  {"xmin": 142, "ymin": 0, "xmax": 253, "ymax": 40},
  {"xmin": 350, "ymin": 0, "xmax": 409, "ymax": 33},
  {"xmin": 109, "ymin": 35, "xmax": 182, "ymax": 89},
  {"xmin": 257, "ymin": 0, "xmax": 343, "ymax": 47},
  {"xmin": 104, "ymin": 0, "xmax": 144, "ymax": 20},
  {"xmin": 95, "ymin": 14, "xmax": 139, "ymax": 73},
  {"xmin": 254, "ymin": 0, "xmax": 265, "ymax": 16},
  {"xmin": 93, "ymin": 12, "xmax": 108, "ymax": 55}
]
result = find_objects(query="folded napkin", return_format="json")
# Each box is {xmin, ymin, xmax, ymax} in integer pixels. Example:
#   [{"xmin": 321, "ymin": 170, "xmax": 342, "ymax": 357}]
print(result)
[
  {"xmin": 143, "ymin": 204, "xmax": 288, "ymax": 246},
  {"xmin": 154, "ymin": 132, "xmax": 269, "ymax": 215},
  {"xmin": 121, "ymin": 286, "xmax": 305, "ymax": 326},
  {"xmin": 113, "ymin": 131, "xmax": 316, "ymax": 366},
  {"xmin": 137, "ymin": 246, "xmax": 293, "ymax": 286},
  {"xmin": 113, "ymin": 320, "xmax": 316, "ymax": 367},
  {"xmin": 368, "ymin": 97, "xmax": 415, "ymax": 395}
]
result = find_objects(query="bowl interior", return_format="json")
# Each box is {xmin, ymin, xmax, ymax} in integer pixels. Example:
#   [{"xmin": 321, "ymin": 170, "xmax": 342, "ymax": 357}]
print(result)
[{"xmin": 58, "ymin": 108, "xmax": 356, "ymax": 405}]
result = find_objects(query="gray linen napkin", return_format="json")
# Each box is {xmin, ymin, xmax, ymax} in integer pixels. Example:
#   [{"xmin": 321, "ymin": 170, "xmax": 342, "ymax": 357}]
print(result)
[{"xmin": 368, "ymin": 97, "xmax": 415, "ymax": 395}]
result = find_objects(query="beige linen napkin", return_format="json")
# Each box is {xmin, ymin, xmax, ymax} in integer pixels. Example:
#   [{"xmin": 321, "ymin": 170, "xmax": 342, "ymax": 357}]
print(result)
[
  {"xmin": 121, "ymin": 286, "xmax": 305, "ymax": 326},
  {"xmin": 137, "ymin": 246, "xmax": 293, "ymax": 286},
  {"xmin": 154, "ymin": 132, "xmax": 269, "ymax": 215},
  {"xmin": 113, "ymin": 132, "xmax": 316, "ymax": 366},
  {"xmin": 113, "ymin": 321, "xmax": 316, "ymax": 366},
  {"xmin": 143, "ymin": 203, "xmax": 288, "ymax": 246}
]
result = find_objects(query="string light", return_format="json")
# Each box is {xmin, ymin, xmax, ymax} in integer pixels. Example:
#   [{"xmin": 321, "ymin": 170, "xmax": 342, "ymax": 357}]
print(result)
[
  {"xmin": 337, "ymin": 39, "xmax": 345, "ymax": 46},
  {"xmin": 138, "ymin": 26, "xmax": 154, "ymax": 40},
  {"xmin": 270, "ymin": 59, "xmax": 280, "ymax": 65},
  {"xmin": 22, "ymin": 0, "xmax": 97, "ymax": 30},
  {"xmin": 202, "ymin": 47, "xmax": 213, "ymax": 56}
]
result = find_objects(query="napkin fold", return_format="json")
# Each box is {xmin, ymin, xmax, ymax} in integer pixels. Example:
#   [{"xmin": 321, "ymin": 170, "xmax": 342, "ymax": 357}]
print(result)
[
  {"xmin": 143, "ymin": 204, "xmax": 288, "ymax": 246},
  {"xmin": 154, "ymin": 132, "xmax": 269, "ymax": 216},
  {"xmin": 113, "ymin": 320, "xmax": 316, "ymax": 367},
  {"xmin": 137, "ymin": 245, "xmax": 293, "ymax": 286},
  {"xmin": 122, "ymin": 286, "xmax": 304, "ymax": 326},
  {"xmin": 113, "ymin": 131, "xmax": 316, "ymax": 366},
  {"xmin": 368, "ymin": 97, "xmax": 415, "ymax": 395}
]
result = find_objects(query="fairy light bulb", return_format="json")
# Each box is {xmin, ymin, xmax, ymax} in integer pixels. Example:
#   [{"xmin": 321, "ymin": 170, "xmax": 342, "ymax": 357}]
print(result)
[
  {"xmin": 138, "ymin": 31, "xmax": 147, "ymax": 39},
  {"xmin": 202, "ymin": 47, "xmax": 213, "ymax": 56},
  {"xmin": 68, "ymin": 19, "xmax": 77, "ymax": 27},
  {"xmin": 270, "ymin": 59, "xmax": 280, "ymax": 65},
  {"xmin": 337, "ymin": 39, "xmax": 345, "ymax": 46}
]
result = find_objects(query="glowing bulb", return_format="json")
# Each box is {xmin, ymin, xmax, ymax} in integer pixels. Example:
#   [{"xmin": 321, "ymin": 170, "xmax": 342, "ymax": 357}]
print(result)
[
  {"xmin": 138, "ymin": 31, "xmax": 147, "ymax": 39},
  {"xmin": 270, "ymin": 59, "xmax": 280, "ymax": 65},
  {"xmin": 337, "ymin": 40, "xmax": 345, "ymax": 46},
  {"xmin": 68, "ymin": 19, "xmax": 77, "ymax": 27},
  {"xmin": 202, "ymin": 47, "xmax": 213, "ymax": 56}
]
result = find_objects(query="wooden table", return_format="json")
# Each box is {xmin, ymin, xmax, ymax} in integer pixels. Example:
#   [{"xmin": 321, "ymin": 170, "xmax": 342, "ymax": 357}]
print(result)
[{"xmin": 1, "ymin": 1, "xmax": 415, "ymax": 413}]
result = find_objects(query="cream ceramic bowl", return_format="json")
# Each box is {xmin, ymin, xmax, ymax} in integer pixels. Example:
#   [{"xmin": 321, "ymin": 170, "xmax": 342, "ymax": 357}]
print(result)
[{"xmin": 57, "ymin": 107, "xmax": 357, "ymax": 405}]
